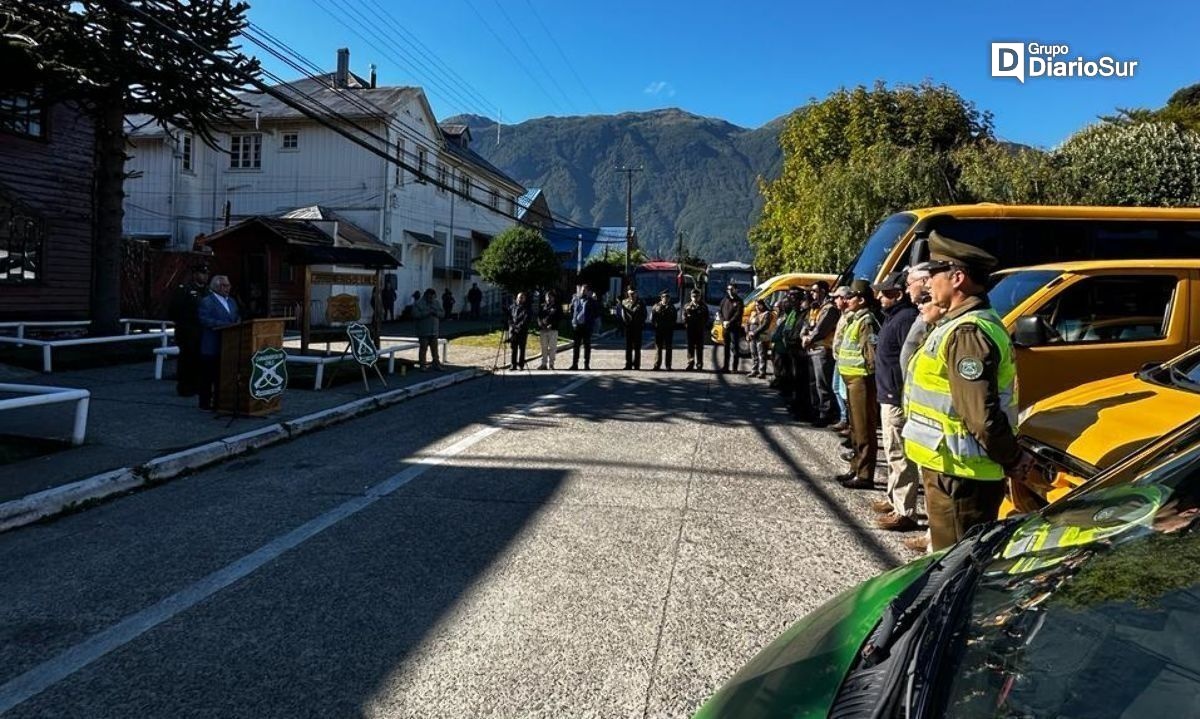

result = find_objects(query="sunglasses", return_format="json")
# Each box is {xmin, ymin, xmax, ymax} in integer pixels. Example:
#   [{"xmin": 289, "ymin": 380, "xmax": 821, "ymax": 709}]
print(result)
[{"xmin": 925, "ymin": 262, "xmax": 966, "ymax": 277}]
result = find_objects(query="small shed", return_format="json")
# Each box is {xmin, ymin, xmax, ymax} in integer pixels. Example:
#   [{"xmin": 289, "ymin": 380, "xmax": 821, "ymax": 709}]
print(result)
[{"xmin": 200, "ymin": 215, "xmax": 400, "ymax": 352}]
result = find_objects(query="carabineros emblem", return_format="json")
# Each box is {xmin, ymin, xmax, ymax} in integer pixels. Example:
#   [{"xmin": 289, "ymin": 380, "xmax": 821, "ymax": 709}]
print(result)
[{"xmin": 249, "ymin": 347, "xmax": 288, "ymax": 400}]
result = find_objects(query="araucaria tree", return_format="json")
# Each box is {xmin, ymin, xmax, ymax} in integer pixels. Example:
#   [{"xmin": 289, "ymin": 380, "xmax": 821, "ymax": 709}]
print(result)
[
  {"xmin": 475, "ymin": 226, "xmax": 561, "ymax": 295},
  {"xmin": 3, "ymin": 0, "xmax": 260, "ymax": 334}
]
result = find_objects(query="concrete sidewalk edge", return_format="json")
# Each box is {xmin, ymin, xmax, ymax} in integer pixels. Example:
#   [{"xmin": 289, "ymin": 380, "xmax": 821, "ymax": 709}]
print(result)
[{"xmin": 0, "ymin": 368, "xmax": 486, "ymax": 533}]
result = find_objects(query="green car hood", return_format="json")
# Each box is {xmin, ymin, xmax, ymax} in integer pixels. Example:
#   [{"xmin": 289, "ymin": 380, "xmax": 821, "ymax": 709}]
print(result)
[{"xmin": 692, "ymin": 556, "xmax": 937, "ymax": 719}]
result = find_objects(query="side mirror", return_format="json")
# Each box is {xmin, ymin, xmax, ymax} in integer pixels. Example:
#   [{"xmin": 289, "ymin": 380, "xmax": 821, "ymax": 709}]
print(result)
[{"xmin": 1013, "ymin": 315, "xmax": 1048, "ymax": 347}]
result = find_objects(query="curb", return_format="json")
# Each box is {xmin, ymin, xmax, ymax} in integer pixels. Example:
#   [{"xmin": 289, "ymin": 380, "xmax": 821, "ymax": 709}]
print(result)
[{"xmin": 0, "ymin": 368, "xmax": 486, "ymax": 533}]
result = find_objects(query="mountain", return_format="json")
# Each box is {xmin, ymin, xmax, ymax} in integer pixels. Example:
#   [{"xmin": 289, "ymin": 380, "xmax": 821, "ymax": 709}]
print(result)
[{"xmin": 445, "ymin": 109, "xmax": 785, "ymax": 263}]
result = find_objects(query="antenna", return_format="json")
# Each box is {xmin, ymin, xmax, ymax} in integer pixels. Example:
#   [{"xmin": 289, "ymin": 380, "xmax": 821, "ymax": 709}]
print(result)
[{"xmin": 497, "ymin": 108, "xmax": 501, "ymax": 146}]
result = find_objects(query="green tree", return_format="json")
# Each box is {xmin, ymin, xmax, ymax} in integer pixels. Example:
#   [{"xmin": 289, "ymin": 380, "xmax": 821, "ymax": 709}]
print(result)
[
  {"xmin": 3, "ymin": 1, "xmax": 260, "ymax": 334},
  {"xmin": 1054, "ymin": 122, "xmax": 1200, "ymax": 206},
  {"xmin": 750, "ymin": 81, "xmax": 993, "ymax": 275},
  {"xmin": 475, "ymin": 226, "xmax": 561, "ymax": 294},
  {"xmin": 956, "ymin": 142, "xmax": 1061, "ymax": 205}
]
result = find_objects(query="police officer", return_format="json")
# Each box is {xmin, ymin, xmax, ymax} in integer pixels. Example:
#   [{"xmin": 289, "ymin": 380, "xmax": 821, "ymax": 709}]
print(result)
[
  {"xmin": 682, "ymin": 289, "xmax": 709, "ymax": 370},
  {"xmin": 651, "ymin": 289, "xmax": 676, "ymax": 370},
  {"xmin": 620, "ymin": 287, "xmax": 647, "ymax": 370},
  {"xmin": 835, "ymin": 279, "xmax": 880, "ymax": 489},
  {"xmin": 167, "ymin": 263, "xmax": 210, "ymax": 397},
  {"xmin": 902, "ymin": 231, "xmax": 1033, "ymax": 551}
]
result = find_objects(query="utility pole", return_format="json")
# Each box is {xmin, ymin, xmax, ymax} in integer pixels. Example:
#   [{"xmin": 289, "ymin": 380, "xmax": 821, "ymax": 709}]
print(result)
[{"xmin": 617, "ymin": 166, "xmax": 642, "ymax": 289}]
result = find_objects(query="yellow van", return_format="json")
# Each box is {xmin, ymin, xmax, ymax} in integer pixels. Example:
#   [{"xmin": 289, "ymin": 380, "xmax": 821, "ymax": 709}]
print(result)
[
  {"xmin": 710, "ymin": 272, "xmax": 836, "ymax": 349},
  {"xmin": 842, "ymin": 204, "xmax": 1200, "ymax": 286},
  {"xmin": 1003, "ymin": 344, "xmax": 1200, "ymax": 516},
  {"xmin": 989, "ymin": 259, "xmax": 1200, "ymax": 406}
]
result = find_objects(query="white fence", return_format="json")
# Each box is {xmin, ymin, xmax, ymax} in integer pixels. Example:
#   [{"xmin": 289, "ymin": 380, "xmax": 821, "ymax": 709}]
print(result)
[{"xmin": 0, "ymin": 384, "xmax": 91, "ymax": 445}]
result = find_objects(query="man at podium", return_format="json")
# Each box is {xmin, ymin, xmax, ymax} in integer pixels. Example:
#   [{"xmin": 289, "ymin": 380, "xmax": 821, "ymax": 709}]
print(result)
[{"xmin": 197, "ymin": 275, "xmax": 241, "ymax": 410}]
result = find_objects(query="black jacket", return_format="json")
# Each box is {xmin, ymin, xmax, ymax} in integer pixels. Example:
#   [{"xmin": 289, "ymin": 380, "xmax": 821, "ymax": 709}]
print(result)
[
  {"xmin": 719, "ymin": 295, "xmax": 744, "ymax": 327},
  {"xmin": 874, "ymin": 299, "xmax": 919, "ymax": 405},
  {"xmin": 538, "ymin": 300, "xmax": 564, "ymax": 330},
  {"xmin": 508, "ymin": 303, "xmax": 531, "ymax": 335}
]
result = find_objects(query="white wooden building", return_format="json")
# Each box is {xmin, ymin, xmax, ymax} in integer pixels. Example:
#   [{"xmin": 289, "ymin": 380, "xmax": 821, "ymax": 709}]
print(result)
[{"xmin": 122, "ymin": 49, "xmax": 525, "ymax": 310}]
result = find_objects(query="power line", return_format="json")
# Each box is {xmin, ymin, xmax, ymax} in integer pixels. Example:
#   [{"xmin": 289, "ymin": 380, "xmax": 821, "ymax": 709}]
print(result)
[
  {"xmin": 113, "ymin": 0, "xmax": 596, "ymax": 233},
  {"xmin": 357, "ymin": 0, "xmax": 501, "ymax": 118},
  {"xmin": 489, "ymin": 0, "xmax": 577, "ymax": 114},
  {"xmin": 521, "ymin": 0, "xmax": 603, "ymax": 114},
  {"xmin": 461, "ymin": 0, "xmax": 568, "ymax": 116}
]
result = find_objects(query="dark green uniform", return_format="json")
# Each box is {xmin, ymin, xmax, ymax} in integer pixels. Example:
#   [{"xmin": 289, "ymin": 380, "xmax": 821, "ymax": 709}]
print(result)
[{"xmin": 651, "ymin": 294, "xmax": 676, "ymax": 370}]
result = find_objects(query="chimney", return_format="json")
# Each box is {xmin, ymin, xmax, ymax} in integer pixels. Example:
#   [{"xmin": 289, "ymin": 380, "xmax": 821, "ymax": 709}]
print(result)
[
  {"xmin": 369, "ymin": 63, "xmax": 377, "ymax": 89},
  {"xmin": 335, "ymin": 48, "xmax": 350, "ymax": 88}
]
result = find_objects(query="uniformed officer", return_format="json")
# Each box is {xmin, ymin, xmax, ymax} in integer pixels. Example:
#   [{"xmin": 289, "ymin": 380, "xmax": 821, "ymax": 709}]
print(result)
[
  {"xmin": 651, "ymin": 289, "xmax": 676, "ymax": 370},
  {"xmin": 682, "ymin": 289, "xmax": 709, "ymax": 370},
  {"xmin": 620, "ymin": 287, "xmax": 647, "ymax": 370},
  {"xmin": 835, "ymin": 279, "xmax": 880, "ymax": 489},
  {"xmin": 902, "ymin": 231, "xmax": 1034, "ymax": 550},
  {"xmin": 167, "ymin": 262, "xmax": 210, "ymax": 397}
]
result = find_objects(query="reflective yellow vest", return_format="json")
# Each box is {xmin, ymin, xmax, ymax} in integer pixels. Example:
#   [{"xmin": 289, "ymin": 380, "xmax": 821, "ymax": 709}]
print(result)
[
  {"xmin": 997, "ymin": 485, "xmax": 1165, "ymax": 574},
  {"xmin": 836, "ymin": 311, "xmax": 876, "ymax": 377},
  {"xmin": 902, "ymin": 308, "xmax": 1017, "ymax": 480}
]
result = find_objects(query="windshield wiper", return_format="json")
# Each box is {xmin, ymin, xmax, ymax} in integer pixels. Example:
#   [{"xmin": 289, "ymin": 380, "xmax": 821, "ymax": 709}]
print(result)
[{"xmin": 1168, "ymin": 364, "xmax": 1200, "ymax": 389}]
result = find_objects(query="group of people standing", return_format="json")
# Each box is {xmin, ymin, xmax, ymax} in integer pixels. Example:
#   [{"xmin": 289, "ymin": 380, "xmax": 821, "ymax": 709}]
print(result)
[
  {"xmin": 501, "ymin": 285, "xmax": 602, "ymax": 371},
  {"xmin": 754, "ymin": 232, "xmax": 1032, "ymax": 554}
]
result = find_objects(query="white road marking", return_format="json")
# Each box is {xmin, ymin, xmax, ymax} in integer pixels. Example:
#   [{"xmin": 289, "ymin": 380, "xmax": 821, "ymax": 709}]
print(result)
[{"xmin": 0, "ymin": 375, "xmax": 595, "ymax": 715}]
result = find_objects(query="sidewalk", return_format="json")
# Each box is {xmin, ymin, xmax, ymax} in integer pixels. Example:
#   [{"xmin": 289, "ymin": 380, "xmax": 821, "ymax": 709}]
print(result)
[{"xmin": 0, "ymin": 328, "xmax": 580, "ymax": 531}]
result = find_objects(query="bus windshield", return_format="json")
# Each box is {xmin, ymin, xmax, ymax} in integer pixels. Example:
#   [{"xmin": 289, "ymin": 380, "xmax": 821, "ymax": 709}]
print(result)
[
  {"xmin": 633, "ymin": 270, "xmax": 692, "ymax": 303},
  {"xmin": 843, "ymin": 212, "xmax": 917, "ymax": 284},
  {"xmin": 705, "ymin": 268, "xmax": 755, "ymax": 304}
]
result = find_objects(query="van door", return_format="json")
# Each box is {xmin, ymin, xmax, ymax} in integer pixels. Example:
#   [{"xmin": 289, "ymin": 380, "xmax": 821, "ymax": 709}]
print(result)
[{"xmin": 1011, "ymin": 270, "xmax": 1190, "ymax": 406}]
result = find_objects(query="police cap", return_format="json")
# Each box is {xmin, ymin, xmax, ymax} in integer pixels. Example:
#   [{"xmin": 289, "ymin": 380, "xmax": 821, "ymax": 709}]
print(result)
[
  {"xmin": 848, "ymin": 278, "xmax": 873, "ymax": 297},
  {"xmin": 927, "ymin": 230, "xmax": 998, "ymax": 275}
]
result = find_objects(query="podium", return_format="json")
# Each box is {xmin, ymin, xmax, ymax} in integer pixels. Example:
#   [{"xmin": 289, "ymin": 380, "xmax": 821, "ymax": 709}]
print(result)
[{"xmin": 217, "ymin": 318, "xmax": 287, "ymax": 417}]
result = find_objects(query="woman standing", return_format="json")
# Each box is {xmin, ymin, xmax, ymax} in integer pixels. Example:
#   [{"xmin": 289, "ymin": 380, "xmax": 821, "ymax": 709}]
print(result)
[
  {"xmin": 537, "ymin": 290, "xmax": 563, "ymax": 370},
  {"xmin": 746, "ymin": 299, "xmax": 775, "ymax": 378},
  {"xmin": 508, "ymin": 292, "xmax": 531, "ymax": 369}
]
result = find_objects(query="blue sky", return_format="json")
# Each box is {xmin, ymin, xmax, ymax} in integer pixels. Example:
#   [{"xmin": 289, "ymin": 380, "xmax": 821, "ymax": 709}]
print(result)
[{"xmin": 246, "ymin": 0, "xmax": 1200, "ymax": 148}]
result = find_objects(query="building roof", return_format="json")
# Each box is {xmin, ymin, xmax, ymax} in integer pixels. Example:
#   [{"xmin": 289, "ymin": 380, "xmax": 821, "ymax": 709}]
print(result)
[
  {"xmin": 202, "ymin": 216, "xmax": 400, "ymax": 268},
  {"xmin": 544, "ymin": 226, "xmax": 633, "ymax": 264},
  {"xmin": 279, "ymin": 205, "xmax": 388, "ymax": 251},
  {"xmin": 440, "ymin": 132, "xmax": 522, "ymax": 192},
  {"xmin": 235, "ymin": 78, "xmax": 423, "ymax": 122}
]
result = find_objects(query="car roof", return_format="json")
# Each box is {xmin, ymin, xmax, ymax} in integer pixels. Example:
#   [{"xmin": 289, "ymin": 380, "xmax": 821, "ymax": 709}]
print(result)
[
  {"xmin": 904, "ymin": 203, "xmax": 1200, "ymax": 221},
  {"xmin": 993, "ymin": 259, "xmax": 1200, "ymax": 276}
]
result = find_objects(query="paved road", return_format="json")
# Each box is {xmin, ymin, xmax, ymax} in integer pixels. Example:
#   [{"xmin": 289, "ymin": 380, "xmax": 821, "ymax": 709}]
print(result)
[{"xmin": 0, "ymin": 339, "xmax": 912, "ymax": 718}]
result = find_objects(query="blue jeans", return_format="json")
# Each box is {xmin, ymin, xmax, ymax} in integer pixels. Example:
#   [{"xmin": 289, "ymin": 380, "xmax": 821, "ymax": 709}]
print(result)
[{"xmin": 833, "ymin": 369, "xmax": 849, "ymax": 421}]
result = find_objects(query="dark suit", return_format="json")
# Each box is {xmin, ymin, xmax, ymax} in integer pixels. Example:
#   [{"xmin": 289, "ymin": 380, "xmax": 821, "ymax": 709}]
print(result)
[
  {"xmin": 197, "ymin": 293, "xmax": 241, "ymax": 410},
  {"xmin": 167, "ymin": 282, "xmax": 208, "ymax": 397}
]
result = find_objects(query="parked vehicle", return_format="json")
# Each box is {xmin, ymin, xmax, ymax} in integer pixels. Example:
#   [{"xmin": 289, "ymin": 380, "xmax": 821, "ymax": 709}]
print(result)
[
  {"xmin": 1007, "ymin": 343, "xmax": 1200, "ymax": 516},
  {"xmin": 631, "ymin": 260, "xmax": 699, "ymax": 325},
  {"xmin": 704, "ymin": 261, "xmax": 757, "ymax": 317},
  {"xmin": 693, "ymin": 415, "xmax": 1200, "ymax": 718},
  {"xmin": 987, "ymin": 259, "xmax": 1200, "ymax": 407},
  {"xmin": 840, "ymin": 204, "xmax": 1200, "ymax": 287},
  {"xmin": 711, "ymin": 272, "xmax": 836, "ymax": 352}
]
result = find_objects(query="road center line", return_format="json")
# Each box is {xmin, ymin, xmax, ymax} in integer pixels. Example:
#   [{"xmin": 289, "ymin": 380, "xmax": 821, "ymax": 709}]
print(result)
[{"xmin": 0, "ymin": 374, "xmax": 595, "ymax": 715}]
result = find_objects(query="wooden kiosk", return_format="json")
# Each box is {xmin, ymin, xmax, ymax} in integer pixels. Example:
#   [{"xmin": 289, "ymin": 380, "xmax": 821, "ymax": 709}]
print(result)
[{"xmin": 216, "ymin": 318, "xmax": 288, "ymax": 417}]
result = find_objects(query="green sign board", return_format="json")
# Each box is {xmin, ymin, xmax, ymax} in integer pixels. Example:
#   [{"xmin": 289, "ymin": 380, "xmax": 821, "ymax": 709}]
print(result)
[
  {"xmin": 249, "ymin": 346, "xmax": 288, "ymax": 401},
  {"xmin": 346, "ymin": 323, "xmax": 378, "ymax": 366}
]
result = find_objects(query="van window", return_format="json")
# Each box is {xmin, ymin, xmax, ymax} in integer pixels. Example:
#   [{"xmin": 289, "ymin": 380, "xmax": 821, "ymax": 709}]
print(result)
[
  {"xmin": 1033, "ymin": 274, "xmax": 1178, "ymax": 344},
  {"xmin": 845, "ymin": 213, "xmax": 916, "ymax": 283},
  {"xmin": 920, "ymin": 218, "xmax": 1200, "ymax": 270}
]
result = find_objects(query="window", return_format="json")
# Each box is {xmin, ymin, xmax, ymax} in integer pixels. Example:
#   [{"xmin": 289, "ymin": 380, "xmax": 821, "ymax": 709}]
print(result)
[
  {"xmin": 436, "ymin": 162, "xmax": 448, "ymax": 193},
  {"xmin": 454, "ymin": 237, "xmax": 470, "ymax": 271},
  {"xmin": 281, "ymin": 132, "xmax": 298, "ymax": 150},
  {"xmin": 0, "ymin": 197, "xmax": 43, "ymax": 283},
  {"xmin": 1033, "ymin": 274, "xmax": 1178, "ymax": 344},
  {"xmin": 508, "ymin": 197, "xmax": 517, "ymax": 217},
  {"xmin": 417, "ymin": 148, "xmax": 428, "ymax": 182},
  {"xmin": 230, "ymin": 133, "xmax": 262, "ymax": 169},
  {"xmin": 395, "ymin": 138, "xmax": 404, "ymax": 185},
  {"xmin": 489, "ymin": 188, "xmax": 499, "ymax": 210},
  {"xmin": 277, "ymin": 258, "xmax": 294, "ymax": 283},
  {"xmin": 0, "ymin": 93, "xmax": 45, "ymax": 139},
  {"xmin": 459, "ymin": 174, "xmax": 471, "ymax": 197},
  {"xmin": 181, "ymin": 134, "xmax": 193, "ymax": 172}
]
